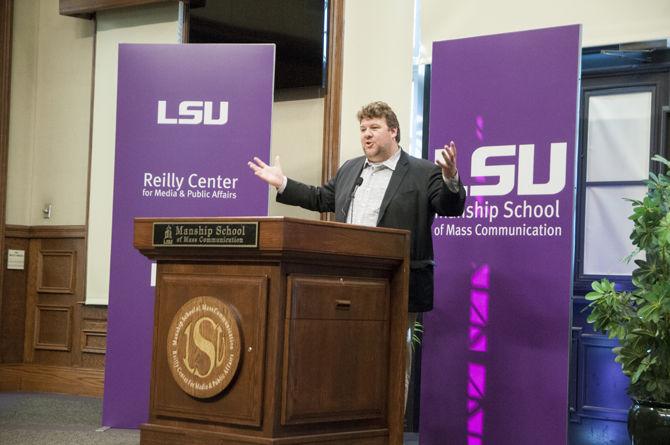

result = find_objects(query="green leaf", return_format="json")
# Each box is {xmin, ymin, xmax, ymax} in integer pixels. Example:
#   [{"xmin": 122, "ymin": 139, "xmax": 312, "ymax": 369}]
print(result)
[
  {"xmin": 651, "ymin": 154, "xmax": 670, "ymax": 168},
  {"xmin": 585, "ymin": 291, "xmax": 602, "ymax": 301},
  {"xmin": 591, "ymin": 280, "xmax": 603, "ymax": 292}
]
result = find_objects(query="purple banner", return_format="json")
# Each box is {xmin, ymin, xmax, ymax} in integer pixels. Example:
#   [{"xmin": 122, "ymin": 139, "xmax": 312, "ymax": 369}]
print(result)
[
  {"xmin": 102, "ymin": 44, "xmax": 274, "ymax": 428},
  {"xmin": 420, "ymin": 26, "xmax": 580, "ymax": 444}
]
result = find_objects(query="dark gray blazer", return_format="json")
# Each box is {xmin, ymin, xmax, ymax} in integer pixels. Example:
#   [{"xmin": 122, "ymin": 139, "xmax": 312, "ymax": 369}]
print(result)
[{"xmin": 278, "ymin": 149, "xmax": 466, "ymax": 312}]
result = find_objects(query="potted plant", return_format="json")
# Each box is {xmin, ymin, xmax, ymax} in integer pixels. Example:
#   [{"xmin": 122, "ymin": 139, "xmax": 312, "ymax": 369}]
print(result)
[{"xmin": 585, "ymin": 154, "xmax": 670, "ymax": 444}]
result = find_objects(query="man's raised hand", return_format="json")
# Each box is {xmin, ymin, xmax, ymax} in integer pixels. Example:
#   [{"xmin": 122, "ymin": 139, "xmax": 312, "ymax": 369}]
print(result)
[
  {"xmin": 248, "ymin": 156, "xmax": 285, "ymax": 189},
  {"xmin": 436, "ymin": 141, "xmax": 458, "ymax": 179}
]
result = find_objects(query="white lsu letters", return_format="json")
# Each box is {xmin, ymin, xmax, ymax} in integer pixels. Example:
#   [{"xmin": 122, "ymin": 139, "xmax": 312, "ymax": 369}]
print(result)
[
  {"xmin": 157, "ymin": 100, "xmax": 229, "ymax": 125},
  {"xmin": 434, "ymin": 142, "xmax": 568, "ymax": 237},
  {"xmin": 454, "ymin": 143, "xmax": 567, "ymax": 197}
]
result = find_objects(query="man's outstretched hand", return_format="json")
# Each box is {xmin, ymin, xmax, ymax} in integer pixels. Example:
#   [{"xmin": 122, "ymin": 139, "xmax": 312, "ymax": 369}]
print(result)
[
  {"xmin": 248, "ymin": 156, "xmax": 285, "ymax": 189},
  {"xmin": 436, "ymin": 141, "xmax": 458, "ymax": 179}
]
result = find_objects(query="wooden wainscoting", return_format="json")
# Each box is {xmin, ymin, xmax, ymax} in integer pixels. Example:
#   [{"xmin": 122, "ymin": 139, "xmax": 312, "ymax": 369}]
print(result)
[
  {"xmin": 0, "ymin": 363, "xmax": 103, "ymax": 397},
  {"xmin": 0, "ymin": 225, "xmax": 105, "ymax": 396},
  {"xmin": 1, "ymin": 227, "xmax": 29, "ymax": 363}
]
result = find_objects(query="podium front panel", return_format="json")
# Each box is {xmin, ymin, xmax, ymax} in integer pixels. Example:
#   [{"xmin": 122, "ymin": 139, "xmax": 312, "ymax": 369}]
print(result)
[
  {"xmin": 281, "ymin": 275, "xmax": 390, "ymax": 425},
  {"xmin": 151, "ymin": 264, "xmax": 270, "ymax": 427}
]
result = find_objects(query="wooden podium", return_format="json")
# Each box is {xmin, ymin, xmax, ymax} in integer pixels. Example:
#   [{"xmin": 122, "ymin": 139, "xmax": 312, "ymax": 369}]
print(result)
[{"xmin": 134, "ymin": 217, "xmax": 410, "ymax": 445}]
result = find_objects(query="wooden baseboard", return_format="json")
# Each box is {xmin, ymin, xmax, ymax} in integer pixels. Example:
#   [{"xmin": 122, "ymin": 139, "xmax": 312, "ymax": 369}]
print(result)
[{"xmin": 0, "ymin": 363, "xmax": 104, "ymax": 397}]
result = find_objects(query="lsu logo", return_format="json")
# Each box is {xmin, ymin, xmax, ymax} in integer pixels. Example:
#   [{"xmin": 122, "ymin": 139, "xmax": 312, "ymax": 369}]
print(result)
[
  {"xmin": 167, "ymin": 296, "xmax": 241, "ymax": 398},
  {"xmin": 181, "ymin": 316, "xmax": 229, "ymax": 378},
  {"xmin": 157, "ymin": 100, "xmax": 229, "ymax": 125},
  {"xmin": 453, "ymin": 143, "xmax": 567, "ymax": 197}
]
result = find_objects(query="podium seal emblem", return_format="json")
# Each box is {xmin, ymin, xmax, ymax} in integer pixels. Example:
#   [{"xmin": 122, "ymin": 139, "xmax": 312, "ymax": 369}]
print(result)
[{"xmin": 167, "ymin": 296, "xmax": 242, "ymax": 398}]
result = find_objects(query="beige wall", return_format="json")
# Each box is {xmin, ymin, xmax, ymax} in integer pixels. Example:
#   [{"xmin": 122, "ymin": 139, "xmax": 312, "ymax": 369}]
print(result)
[
  {"xmin": 269, "ymin": 99, "xmax": 324, "ymax": 219},
  {"xmin": 7, "ymin": 0, "xmax": 94, "ymax": 226},
  {"xmin": 422, "ymin": 0, "xmax": 670, "ymax": 58},
  {"xmin": 6, "ymin": 0, "xmax": 37, "ymax": 226},
  {"xmin": 339, "ymin": 0, "xmax": 415, "ymax": 162},
  {"xmin": 86, "ymin": 3, "xmax": 181, "ymax": 305}
]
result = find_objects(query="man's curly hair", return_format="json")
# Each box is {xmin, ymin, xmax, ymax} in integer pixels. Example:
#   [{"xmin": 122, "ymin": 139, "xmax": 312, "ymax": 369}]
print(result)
[{"xmin": 357, "ymin": 101, "xmax": 401, "ymax": 143}]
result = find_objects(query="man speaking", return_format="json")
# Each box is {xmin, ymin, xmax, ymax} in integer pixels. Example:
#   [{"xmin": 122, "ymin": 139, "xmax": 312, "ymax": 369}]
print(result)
[
  {"xmin": 248, "ymin": 101, "xmax": 466, "ymax": 401},
  {"xmin": 249, "ymin": 101, "xmax": 465, "ymax": 310}
]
